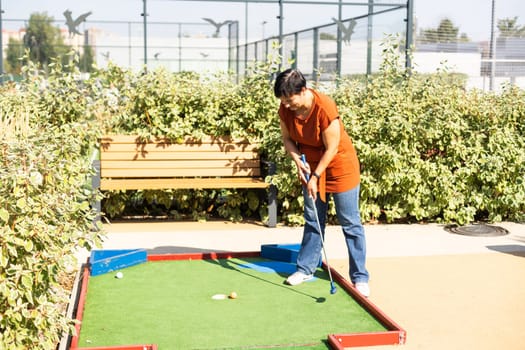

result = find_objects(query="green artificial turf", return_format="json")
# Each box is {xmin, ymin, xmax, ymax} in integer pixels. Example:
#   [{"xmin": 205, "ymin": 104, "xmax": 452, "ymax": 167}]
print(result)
[{"xmin": 78, "ymin": 258, "xmax": 386, "ymax": 349}]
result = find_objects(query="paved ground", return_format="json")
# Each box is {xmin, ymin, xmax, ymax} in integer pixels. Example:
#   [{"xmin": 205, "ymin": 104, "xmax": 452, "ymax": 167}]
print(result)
[{"xmin": 80, "ymin": 220, "xmax": 525, "ymax": 350}]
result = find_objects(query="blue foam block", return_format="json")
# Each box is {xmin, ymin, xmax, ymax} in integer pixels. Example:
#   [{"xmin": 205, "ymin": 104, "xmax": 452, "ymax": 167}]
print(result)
[
  {"xmin": 90, "ymin": 249, "xmax": 147, "ymax": 276},
  {"xmin": 261, "ymin": 243, "xmax": 322, "ymax": 267},
  {"xmin": 260, "ymin": 244, "xmax": 302, "ymax": 263}
]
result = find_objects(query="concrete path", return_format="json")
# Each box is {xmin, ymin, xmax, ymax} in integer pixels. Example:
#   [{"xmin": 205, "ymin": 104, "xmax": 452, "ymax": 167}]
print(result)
[
  {"xmin": 94, "ymin": 221, "xmax": 525, "ymax": 258},
  {"xmin": 84, "ymin": 220, "xmax": 525, "ymax": 350}
]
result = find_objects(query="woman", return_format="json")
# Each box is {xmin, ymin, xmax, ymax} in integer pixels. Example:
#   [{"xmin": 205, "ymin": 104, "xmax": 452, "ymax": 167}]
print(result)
[{"xmin": 273, "ymin": 68, "xmax": 370, "ymax": 297}]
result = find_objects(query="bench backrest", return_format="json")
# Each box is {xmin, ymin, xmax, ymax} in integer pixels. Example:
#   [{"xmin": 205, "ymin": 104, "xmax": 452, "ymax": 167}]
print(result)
[{"xmin": 100, "ymin": 135, "xmax": 264, "ymax": 179}]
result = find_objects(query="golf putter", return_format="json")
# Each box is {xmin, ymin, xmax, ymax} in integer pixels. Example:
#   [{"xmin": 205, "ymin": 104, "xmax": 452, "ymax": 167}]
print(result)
[{"xmin": 300, "ymin": 154, "xmax": 337, "ymax": 295}]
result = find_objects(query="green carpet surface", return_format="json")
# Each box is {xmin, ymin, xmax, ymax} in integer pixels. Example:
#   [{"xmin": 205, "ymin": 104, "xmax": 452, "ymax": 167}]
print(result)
[{"xmin": 78, "ymin": 258, "xmax": 386, "ymax": 349}]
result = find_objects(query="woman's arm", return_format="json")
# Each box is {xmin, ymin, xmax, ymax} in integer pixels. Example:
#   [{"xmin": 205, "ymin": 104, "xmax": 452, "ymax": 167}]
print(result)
[{"xmin": 280, "ymin": 118, "xmax": 310, "ymax": 184}]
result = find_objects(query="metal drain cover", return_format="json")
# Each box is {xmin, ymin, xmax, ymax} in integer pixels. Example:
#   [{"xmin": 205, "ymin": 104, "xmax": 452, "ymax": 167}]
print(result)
[{"xmin": 445, "ymin": 223, "xmax": 509, "ymax": 237}]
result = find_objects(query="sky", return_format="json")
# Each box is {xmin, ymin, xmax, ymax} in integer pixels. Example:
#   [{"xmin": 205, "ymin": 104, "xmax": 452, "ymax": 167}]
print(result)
[{"xmin": 1, "ymin": 0, "xmax": 524, "ymax": 42}]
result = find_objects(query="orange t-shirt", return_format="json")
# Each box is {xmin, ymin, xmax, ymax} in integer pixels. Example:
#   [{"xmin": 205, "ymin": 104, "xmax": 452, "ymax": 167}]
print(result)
[{"xmin": 279, "ymin": 89, "xmax": 360, "ymax": 193}]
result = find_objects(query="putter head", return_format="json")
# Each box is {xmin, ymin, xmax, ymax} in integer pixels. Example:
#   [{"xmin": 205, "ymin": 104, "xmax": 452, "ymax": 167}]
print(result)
[{"xmin": 330, "ymin": 285, "xmax": 337, "ymax": 294}]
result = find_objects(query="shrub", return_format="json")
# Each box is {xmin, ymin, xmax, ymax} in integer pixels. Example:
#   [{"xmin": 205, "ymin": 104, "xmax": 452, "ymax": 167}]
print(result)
[
  {"xmin": 0, "ymin": 57, "xmax": 103, "ymax": 349},
  {"xmin": 92, "ymin": 45, "xmax": 524, "ymax": 226},
  {"xmin": 334, "ymin": 40, "xmax": 525, "ymax": 224}
]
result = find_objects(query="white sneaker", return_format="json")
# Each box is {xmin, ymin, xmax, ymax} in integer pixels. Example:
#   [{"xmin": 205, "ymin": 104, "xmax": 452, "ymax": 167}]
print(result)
[
  {"xmin": 286, "ymin": 271, "xmax": 314, "ymax": 286},
  {"xmin": 355, "ymin": 282, "xmax": 370, "ymax": 297}
]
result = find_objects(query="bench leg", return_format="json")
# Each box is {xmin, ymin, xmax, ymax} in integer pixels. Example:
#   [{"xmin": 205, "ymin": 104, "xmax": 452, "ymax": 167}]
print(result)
[
  {"xmin": 267, "ymin": 184, "xmax": 277, "ymax": 228},
  {"xmin": 91, "ymin": 160, "xmax": 102, "ymax": 228}
]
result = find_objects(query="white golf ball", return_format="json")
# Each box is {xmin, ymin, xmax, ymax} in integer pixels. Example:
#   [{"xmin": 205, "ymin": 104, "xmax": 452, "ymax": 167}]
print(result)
[{"xmin": 115, "ymin": 272, "xmax": 123, "ymax": 279}]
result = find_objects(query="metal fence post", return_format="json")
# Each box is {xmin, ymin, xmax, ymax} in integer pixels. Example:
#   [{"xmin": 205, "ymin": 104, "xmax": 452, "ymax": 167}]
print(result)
[
  {"xmin": 278, "ymin": 0, "xmax": 283, "ymax": 68},
  {"xmin": 313, "ymin": 27, "xmax": 319, "ymax": 74},
  {"xmin": 489, "ymin": 0, "xmax": 496, "ymax": 91},
  {"xmin": 0, "ymin": 0, "xmax": 4, "ymax": 84},
  {"xmin": 336, "ymin": 0, "xmax": 342, "ymax": 77},
  {"xmin": 142, "ymin": 0, "xmax": 148, "ymax": 71},
  {"xmin": 367, "ymin": 0, "xmax": 374, "ymax": 76},
  {"xmin": 405, "ymin": 0, "xmax": 414, "ymax": 73}
]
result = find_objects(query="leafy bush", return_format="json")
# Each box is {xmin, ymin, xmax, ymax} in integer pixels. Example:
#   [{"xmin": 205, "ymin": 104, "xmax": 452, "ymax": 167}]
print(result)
[
  {"xmin": 334, "ymin": 40, "xmax": 525, "ymax": 224},
  {"xmin": 89, "ymin": 44, "xmax": 524, "ymax": 226},
  {"xmin": 0, "ymin": 58, "xmax": 103, "ymax": 349}
]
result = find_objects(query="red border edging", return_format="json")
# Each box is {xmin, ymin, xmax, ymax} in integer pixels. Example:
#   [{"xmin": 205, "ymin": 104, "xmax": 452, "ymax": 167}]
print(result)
[
  {"xmin": 325, "ymin": 262, "xmax": 407, "ymax": 347},
  {"xmin": 76, "ymin": 346, "xmax": 157, "ymax": 350},
  {"xmin": 146, "ymin": 251, "xmax": 260, "ymax": 261},
  {"xmin": 69, "ymin": 252, "xmax": 406, "ymax": 349},
  {"xmin": 70, "ymin": 264, "xmax": 90, "ymax": 349}
]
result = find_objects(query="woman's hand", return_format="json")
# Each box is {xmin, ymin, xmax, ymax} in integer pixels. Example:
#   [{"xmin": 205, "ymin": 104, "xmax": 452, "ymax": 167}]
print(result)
[
  {"xmin": 297, "ymin": 159, "xmax": 318, "ymax": 200},
  {"xmin": 306, "ymin": 175, "xmax": 318, "ymax": 201},
  {"xmin": 297, "ymin": 159, "xmax": 310, "ymax": 185}
]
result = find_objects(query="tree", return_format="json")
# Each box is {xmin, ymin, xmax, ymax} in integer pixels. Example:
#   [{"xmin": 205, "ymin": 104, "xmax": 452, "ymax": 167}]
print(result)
[
  {"xmin": 5, "ymin": 37, "xmax": 25, "ymax": 74},
  {"xmin": 19, "ymin": 12, "xmax": 71, "ymax": 72},
  {"xmin": 418, "ymin": 18, "xmax": 470, "ymax": 44},
  {"xmin": 497, "ymin": 17, "xmax": 525, "ymax": 38},
  {"xmin": 79, "ymin": 44, "xmax": 96, "ymax": 73},
  {"xmin": 5, "ymin": 12, "xmax": 98, "ymax": 75}
]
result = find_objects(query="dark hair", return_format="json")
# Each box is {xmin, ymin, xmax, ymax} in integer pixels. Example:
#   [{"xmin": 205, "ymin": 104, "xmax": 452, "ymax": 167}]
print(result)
[{"xmin": 273, "ymin": 69, "xmax": 307, "ymax": 98}]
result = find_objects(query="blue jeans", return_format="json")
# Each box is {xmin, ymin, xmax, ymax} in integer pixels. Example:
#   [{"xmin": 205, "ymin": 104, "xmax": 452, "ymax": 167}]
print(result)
[{"xmin": 296, "ymin": 184, "xmax": 369, "ymax": 284}]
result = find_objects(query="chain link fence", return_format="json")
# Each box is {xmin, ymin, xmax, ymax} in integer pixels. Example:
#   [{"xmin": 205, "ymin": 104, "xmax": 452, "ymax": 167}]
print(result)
[
  {"xmin": 1, "ymin": 17, "xmax": 232, "ymax": 76},
  {"xmin": 238, "ymin": 4, "xmax": 407, "ymax": 81},
  {"xmin": 411, "ymin": 1, "xmax": 525, "ymax": 91},
  {"xmin": 1, "ymin": 0, "xmax": 523, "ymax": 91}
]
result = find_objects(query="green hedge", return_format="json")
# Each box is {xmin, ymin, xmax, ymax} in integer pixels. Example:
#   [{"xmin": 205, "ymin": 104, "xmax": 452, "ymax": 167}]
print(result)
[
  {"xmin": 0, "ymin": 58, "xmax": 103, "ymax": 349},
  {"xmin": 334, "ymin": 45, "xmax": 525, "ymax": 224},
  {"xmin": 92, "ymin": 51, "xmax": 524, "ymax": 225}
]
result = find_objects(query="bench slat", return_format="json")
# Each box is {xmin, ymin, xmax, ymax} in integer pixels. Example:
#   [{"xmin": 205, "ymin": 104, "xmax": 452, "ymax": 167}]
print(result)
[
  {"xmin": 102, "ymin": 135, "xmax": 249, "ymax": 145},
  {"xmin": 100, "ymin": 177, "xmax": 269, "ymax": 190},
  {"xmin": 101, "ymin": 159, "xmax": 261, "ymax": 168},
  {"xmin": 101, "ymin": 136, "xmax": 259, "ymax": 154},
  {"xmin": 101, "ymin": 168, "xmax": 261, "ymax": 178},
  {"xmin": 101, "ymin": 142, "xmax": 260, "ymax": 153},
  {"xmin": 101, "ymin": 151, "xmax": 259, "ymax": 161}
]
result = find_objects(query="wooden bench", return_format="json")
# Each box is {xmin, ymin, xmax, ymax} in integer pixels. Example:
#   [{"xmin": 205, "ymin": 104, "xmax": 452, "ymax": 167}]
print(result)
[{"xmin": 92, "ymin": 135, "xmax": 277, "ymax": 227}]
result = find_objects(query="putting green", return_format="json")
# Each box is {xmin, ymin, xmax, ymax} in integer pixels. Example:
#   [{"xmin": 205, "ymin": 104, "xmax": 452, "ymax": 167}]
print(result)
[{"xmin": 78, "ymin": 258, "xmax": 386, "ymax": 349}]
